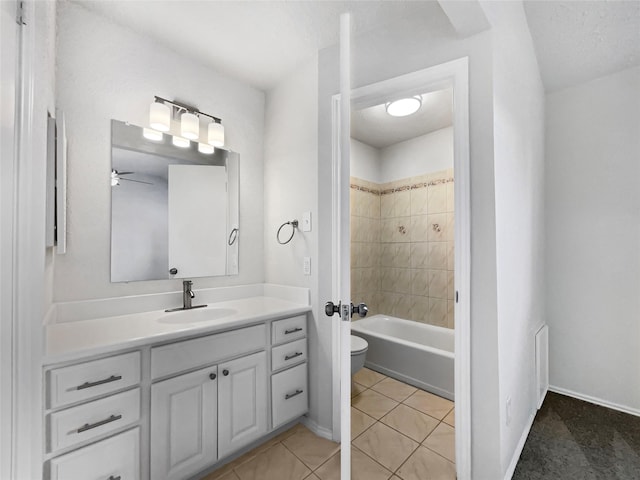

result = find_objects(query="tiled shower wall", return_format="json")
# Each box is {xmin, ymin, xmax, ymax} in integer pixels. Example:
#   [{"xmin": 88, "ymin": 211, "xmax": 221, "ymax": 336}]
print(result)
[{"xmin": 351, "ymin": 169, "xmax": 455, "ymax": 329}]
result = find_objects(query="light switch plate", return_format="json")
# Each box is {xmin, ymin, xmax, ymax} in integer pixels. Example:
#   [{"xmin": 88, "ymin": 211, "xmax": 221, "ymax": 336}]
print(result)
[
  {"xmin": 302, "ymin": 211, "xmax": 311, "ymax": 232},
  {"xmin": 303, "ymin": 257, "xmax": 311, "ymax": 275}
]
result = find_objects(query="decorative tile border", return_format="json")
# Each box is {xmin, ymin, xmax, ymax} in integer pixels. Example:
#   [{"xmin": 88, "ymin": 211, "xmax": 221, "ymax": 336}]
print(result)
[
  {"xmin": 351, "ymin": 184, "xmax": 381, "ymax": 195},
  {"xmin": 351, "ymin": 177, "xmax": 454, "ymax": 196}
]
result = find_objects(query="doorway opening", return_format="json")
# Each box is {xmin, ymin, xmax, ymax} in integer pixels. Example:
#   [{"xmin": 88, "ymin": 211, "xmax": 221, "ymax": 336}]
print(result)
[{"xmin": 332, "ymin": 57, "xmax": 471, "ymax": 479}]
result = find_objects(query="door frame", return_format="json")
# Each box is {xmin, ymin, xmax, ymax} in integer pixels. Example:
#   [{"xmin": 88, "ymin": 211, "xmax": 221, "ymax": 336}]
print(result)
[
  {"xmin": 1, "ymin": 1, "xmax": 45, "ymax": 478},
  {"xmin": 330, "ymin": 57, "xmax": 471, "ymax": 479}
]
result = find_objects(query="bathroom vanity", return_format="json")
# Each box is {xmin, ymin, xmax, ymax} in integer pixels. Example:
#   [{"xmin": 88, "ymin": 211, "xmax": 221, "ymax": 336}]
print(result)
[{"xmin": 42, "ymin": 285, "xmax": 311, "ymax": 480}]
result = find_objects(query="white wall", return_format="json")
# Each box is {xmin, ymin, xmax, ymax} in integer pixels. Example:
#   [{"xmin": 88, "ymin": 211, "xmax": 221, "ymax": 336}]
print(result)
[
  {"xmin": 545, "ymin": 66, "xmax": 640, "ymax": 414},
  {"xmin": 318, "ymin": 12, "xmax": 503, "ymax": 478},
  {"xmin": 350, "ymin": 138, "xmax": 381, "ymax": 183},
  {"xmin": 55, "ymin": 2, "xmax": 265, "ymax": 302},
  {"xmin": 481, "ymin": 1, "xmax": 546, "ymax": 475},
  {"xmin": 263, "ymin": 57, "xmax": 327, "ymax": 431},
  {"xmin": 379, "ymin": 126, "xmax": 454, "ymax": 182}
]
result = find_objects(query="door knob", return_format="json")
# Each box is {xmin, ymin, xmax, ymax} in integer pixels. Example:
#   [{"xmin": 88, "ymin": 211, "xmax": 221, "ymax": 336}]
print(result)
[
  {"xmin": 351, "ymin": 302, "xmax": 368, "ymax": 318},
  {"xmin": 169, "ymin": 268, "xmax": 178, "ymax": 275},
  {"xmin": 223, "ymin": 369, "xmax": 229, "ymax": 376},
  {"xmin": 209, "ymin": 373, "xmax": 216, "ymax": 380},
  {"xmin": 325, "ymin": 301, "xmax": 340, "ymax": 317}
]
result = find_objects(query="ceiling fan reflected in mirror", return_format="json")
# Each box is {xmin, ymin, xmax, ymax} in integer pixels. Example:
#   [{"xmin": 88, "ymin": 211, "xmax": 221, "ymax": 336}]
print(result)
[{"xmin": 111, "ymin": 169, "xmax": 153, "ymax": 187}]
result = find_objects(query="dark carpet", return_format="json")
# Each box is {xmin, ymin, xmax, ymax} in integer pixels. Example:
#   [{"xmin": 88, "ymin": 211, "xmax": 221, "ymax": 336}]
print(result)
[{"xmin": 513, "ymin": 392, "xmax": 640, "ymax": 480}]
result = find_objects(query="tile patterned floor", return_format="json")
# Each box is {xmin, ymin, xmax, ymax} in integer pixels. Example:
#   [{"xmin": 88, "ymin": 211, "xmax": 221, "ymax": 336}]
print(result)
[{"xmin": 201, "ymin": 368, "xmax": 455, "ymax": 480}]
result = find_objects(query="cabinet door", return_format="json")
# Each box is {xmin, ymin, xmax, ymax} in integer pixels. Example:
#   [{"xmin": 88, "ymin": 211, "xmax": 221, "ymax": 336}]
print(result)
[
  {"xmin": 218, "ymin": 351, "xmax": 267, "ymax": 458},
  {"xmin": 150, "ymin": 365, "xmax": 218, "ymax": 480}
]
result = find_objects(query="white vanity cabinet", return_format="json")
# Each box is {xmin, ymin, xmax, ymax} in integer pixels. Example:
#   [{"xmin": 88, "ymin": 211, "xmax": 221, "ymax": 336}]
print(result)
[
  {"xmin": 150, "ymin": 325, "xmax": 268, "ymax": 480},
  {"xmin": 150, "ymin": 365, "xmax": 219, "ymax": 480},
  {"xmin": 270, "ymin": 315, "xmax": 309, "ymax": 428},
  {"xmin": 44, "ymin": 351, "xmax": 142, "ymax": 480},
  {"xmin": 218, "ymin": 351, "xmax": 268, "ymax": 458},
  {"xmin": 44, "ymin": 307, "xmax": 310, "ymax": 480}
]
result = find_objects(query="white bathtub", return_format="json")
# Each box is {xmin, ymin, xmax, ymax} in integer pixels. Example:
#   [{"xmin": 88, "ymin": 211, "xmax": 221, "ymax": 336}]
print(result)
[{"xmin": 351, "ymin": 314, "xmax": 454, "ymax": 400}]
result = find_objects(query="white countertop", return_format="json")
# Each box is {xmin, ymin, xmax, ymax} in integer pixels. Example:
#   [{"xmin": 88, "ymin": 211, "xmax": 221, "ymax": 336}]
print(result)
[{"xmin": 45, "ymin": 294, "xmax": 311, "ymax": 365}]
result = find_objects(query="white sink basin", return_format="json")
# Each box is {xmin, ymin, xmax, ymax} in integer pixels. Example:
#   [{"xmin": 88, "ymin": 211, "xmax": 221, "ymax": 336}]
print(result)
[{"xmin": 157, "ymin": 307, "xmax": 237, "ymax": 324}]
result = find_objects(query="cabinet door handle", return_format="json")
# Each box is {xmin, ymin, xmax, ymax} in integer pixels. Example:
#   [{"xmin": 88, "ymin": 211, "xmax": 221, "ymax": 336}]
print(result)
[
  {"xmin": 108, "ymin": 476, "xmax": 121, "ymax": 480},
  {"xmin": 209, "ymin": 373, "xmax": 217, "ymax": 380},
  {"xmin": 284, "ymin": 327, "xmax": 303, "ymax": 335},
  {"xmin": 285, "ymin": 389, "xmax": 304, "ymax": 400},
  {"xmin": 223, "ymin": 369, "xmax": 229, "ymax": 376},
  {"xmin": 284, "ymin": 352, "xmax": 303, "ymax": 361},
  {"xmin": 77, "ymin": 414, "xmax": 122, "ymax": 433},
  {"xmin": 76, "ymin": 375, "xmax": 122, "ymax": 390}
]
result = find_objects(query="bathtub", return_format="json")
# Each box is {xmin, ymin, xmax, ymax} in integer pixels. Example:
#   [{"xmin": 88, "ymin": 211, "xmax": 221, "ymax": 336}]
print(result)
[{"xmin": 351, "ymin": 314, "xmax": 454, "ymax": 400}]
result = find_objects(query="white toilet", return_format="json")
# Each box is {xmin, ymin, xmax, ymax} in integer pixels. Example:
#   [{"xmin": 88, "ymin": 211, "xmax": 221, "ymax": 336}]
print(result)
[{"xmin": 350, "ymin": 335, "xmax": 369, "ymax": 375}]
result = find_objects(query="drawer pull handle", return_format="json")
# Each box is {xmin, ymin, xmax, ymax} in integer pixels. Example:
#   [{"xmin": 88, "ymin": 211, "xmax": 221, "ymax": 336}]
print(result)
[
  {"xmin": 76, "ymin": 375, "xmax": 122, "ymax": 390},
  {"xmin": 284, "ymin": 327, "xmax": 303, "ymax": 335},
  {"xmin": 285, "ymin": 389, "xmax": 304, "ymax": 400},
  {"xmin": 108, "ymin": 476, "xmax": 121, "ymax": 480},
  {"xmin": 77, "ymin": 414, "xmax": 122, "ymax": 433},
  {"xmin": 285, "ymin": 352, "xmax": 303, "ymax": 361}
]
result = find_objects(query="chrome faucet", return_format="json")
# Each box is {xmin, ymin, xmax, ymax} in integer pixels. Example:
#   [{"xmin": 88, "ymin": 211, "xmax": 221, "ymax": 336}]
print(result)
[
  {"xmin": 183, "ymin": 280, "xmax": 195, "ymax": 309},
  {"xmin": 165, "ymin": 280, "xmax": 207, "ymax": 312}
]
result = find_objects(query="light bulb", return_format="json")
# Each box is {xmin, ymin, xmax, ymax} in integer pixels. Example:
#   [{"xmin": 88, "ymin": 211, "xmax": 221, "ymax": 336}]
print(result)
[
  {"xmin": 149, "ymin": 102, "xmax": 171, "ymax": 131},
  {"xmin": 181, "ymin": 112, "xmax": 199, "ymax": 140},
  {"xmin": 208, "ymin": 121, "xmax": 224, "ymax": 147},
  {"xmin": 143, "ymin": 128, "xmax": 163, "ymax": 141},
  {"xmin": 385, "ymin": 96, "xmax": 422, "ymax": 117},
  {"xmin": 198, "ymin": 143, "xmax": 214, "ymax": 154},
  {"xmin": 172, "ymin": 136, "xmax": 190, "ymax": 148}
]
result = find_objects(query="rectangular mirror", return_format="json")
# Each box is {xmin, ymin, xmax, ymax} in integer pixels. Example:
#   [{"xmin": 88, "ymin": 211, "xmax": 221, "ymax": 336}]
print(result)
[{"xmin": 110, "ymin": 120, "xmax": 239, "ymax": 282}]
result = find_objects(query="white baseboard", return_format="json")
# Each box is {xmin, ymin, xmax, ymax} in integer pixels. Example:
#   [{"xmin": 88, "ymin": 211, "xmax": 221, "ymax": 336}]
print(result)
[
  {"xmin": 504, "ymin": 412, "xmax": 536, "ymax": 480},
  {"xmin": 301, "ymin": 416, "xmax": 333, "ymax": 441},
  {"xmin": 549, "ymin": 385, "xmax": 640, "ymax": 418}
]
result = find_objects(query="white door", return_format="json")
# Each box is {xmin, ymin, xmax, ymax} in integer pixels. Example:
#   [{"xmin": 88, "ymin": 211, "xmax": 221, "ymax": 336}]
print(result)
[
  {"xmin": 325, "ymin": 12, "xmax": 357, "ymax": 479},
  {"xmin": 218, "ymin": 351, "xmax": 267, "ymax": 458},
  {"xmin": 150, "ymin": 366, "xmax": 218, "ymax": 480}
]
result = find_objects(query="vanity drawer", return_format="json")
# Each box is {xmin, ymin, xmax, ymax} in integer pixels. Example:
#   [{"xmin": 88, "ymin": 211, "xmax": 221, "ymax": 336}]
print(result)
[
  {"xmin": 48, "ymin": 352, "xmax": 141, "ymax": 409},
  {"xmin": 272, "ymin": 315, "xmax": 306, "ymax": 345},
  {"xmin": 151, "ymin": 324, "xmax": 266, "ymax": 379},
  {"xmin": 48, "ymin": 388, "xmax": 141, "ymax": 453},
  {"xmin": 271, "ymin": 338, "xmax": 307, "ymax": 372},
  {"xmin": 271, "ymin": 363, "xmax": 308, "ymax": 428},
  {"xmin": 48, "ymin": 427, "xmax": 140, "ymax": 480}
]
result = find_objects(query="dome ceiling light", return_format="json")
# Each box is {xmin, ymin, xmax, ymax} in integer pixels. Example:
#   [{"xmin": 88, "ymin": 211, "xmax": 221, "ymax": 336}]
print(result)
[{"xmin": 385, "ymin": 96, "xmax": 422, "ymax": 117}]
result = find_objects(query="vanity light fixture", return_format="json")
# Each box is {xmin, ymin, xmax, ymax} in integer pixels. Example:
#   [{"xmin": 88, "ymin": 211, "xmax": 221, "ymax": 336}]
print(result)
[
  {"xmin": 181, "ymin": 112, "xmax": 199, "ymax": 140},
  {"xmin": 208, "ymin": 121, "xmax": 225, "ymax": 148},
  {"xmin": 143, "ymin": 127, "xmax": 163, "ymax": 141},
  {"xmin": 149, "ymin": 101, "xmax": 171, "ymax": 131},
  {"xmin": 172, "ymin": 136, "xmax": 190, "ymax": 148},
  {"xmin": 385, "ymin": 96, "xmax": 422, "ymax": 117},
  {"xmin": 198, "ymin": 143, "xmax": 214, "ymax": 154},
  {"xmin": 147, "ymin": 96, "xmax": 225, "ymax": 148}
]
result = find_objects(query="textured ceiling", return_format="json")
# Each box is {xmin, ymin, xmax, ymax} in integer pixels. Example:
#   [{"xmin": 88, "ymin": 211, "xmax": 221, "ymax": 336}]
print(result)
[
  {"xmin": 74, "ymin": 0, "xmax": 447, "ymax": 92},
  {"xmin": 524, "ymin": 1, "xmax": 640, "ymax": 92},
  {"xmin": 351, "ymin": 89, "xmax": 453, "ymax": 149}
]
